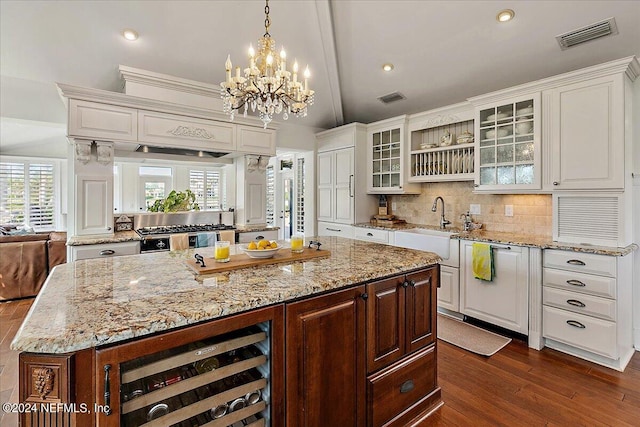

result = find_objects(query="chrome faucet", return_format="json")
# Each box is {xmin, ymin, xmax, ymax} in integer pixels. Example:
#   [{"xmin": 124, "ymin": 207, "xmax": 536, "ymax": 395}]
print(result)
[{"xmin": 431, "ymin": 196, "xmax": 451, "ymax": 229}]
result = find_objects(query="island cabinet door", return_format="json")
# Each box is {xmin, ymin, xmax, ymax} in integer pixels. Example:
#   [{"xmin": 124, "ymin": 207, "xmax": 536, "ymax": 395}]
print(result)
[
  {"xmin": 286, "ymin": 286, "xmax": 366, "ymax": 427},
  {"xmin": 95, "ymin": 305, "xmax": 284, "ymax": 427},
  {"xmin": 366, "ymin": 275, "xmax": 406, "ymax": 373},
  {"xmin": 405, "ymin": 267, "xmax": 438, "ymax": 353}
]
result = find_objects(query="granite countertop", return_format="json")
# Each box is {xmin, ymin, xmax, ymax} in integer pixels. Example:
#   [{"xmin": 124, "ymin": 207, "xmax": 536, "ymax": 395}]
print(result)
[
  {"xmin": 354, "ymin": 222, "xmax": 463, "ymax": 233},
  {"xmin": 354, "ymin": 222, "xmax": 635, "ymax": 256},
  {"xmin": 451, "ymin": 230, "xmax": 637, "ymax": 256},
  {"xmin": 67, "ymin": 231, "xmax": 142, "ymax": 246},
  {"xmin": 12, "ymin": 237, "xmax": 440, "ymax": 354}
]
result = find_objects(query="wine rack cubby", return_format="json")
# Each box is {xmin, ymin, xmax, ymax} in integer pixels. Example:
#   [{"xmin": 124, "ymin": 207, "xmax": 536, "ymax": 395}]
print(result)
[{"xmin": 118, "ymin": 324, "xmax": 271, "ymax": 427}]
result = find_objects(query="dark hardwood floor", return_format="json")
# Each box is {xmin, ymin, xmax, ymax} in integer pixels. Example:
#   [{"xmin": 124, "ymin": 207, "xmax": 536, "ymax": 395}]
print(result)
[
  {"xmin": 1, "ymin": 298, "xmax": 639, "ymax": 426},
  {"xmin": 0, "ymin": 298, "xmax": 33, "ymax": 427}
]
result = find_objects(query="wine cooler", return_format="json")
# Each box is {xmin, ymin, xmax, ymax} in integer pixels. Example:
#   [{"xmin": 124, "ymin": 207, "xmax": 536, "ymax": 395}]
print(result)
[{"xmin": 115, "ymin": 323, "xmax": 271, "ymax": 427}]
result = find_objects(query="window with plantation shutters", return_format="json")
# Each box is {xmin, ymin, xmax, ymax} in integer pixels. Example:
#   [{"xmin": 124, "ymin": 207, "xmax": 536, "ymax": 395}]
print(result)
[
  {"xmin": 266, "ymin": 165, "xmax": 275, "ymax": 227},
  {"xmin": 189, "ymin": 169, "xmax": 224, "ymax": 210},
  {"xmin": 0, "ymin": 161, "xmax": 55, "ymax": 230},
  {"xmin": 295, "ymin": 158, "xmax": 305, "ymax": 233}
]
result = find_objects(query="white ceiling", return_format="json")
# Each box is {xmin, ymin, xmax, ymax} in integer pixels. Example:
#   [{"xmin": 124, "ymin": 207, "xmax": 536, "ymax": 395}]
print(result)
[{"xmin": 1, "ymin": 0, "xmax": 639, "ymax": 142}]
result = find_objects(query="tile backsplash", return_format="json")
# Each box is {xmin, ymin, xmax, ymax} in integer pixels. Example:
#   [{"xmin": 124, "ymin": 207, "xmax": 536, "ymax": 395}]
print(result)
[{"xmin": 389, "ymin": 182, "xmax": 552, "ymax": 236}]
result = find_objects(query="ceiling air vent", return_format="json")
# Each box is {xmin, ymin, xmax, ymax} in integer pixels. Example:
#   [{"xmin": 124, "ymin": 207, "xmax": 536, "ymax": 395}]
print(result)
[
  {"xmin": 556, "ymin": 17, "xmax": 618, "ymax": 50},
  {"xmin": 378, "ymin": 92, "xmax": 406, "ymax": 104}
]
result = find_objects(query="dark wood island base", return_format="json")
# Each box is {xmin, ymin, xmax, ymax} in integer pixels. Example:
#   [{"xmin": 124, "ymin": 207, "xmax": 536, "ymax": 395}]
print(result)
[{"xmin": 14, "ymin": 239, "xmax": 442, "ymax": 426}]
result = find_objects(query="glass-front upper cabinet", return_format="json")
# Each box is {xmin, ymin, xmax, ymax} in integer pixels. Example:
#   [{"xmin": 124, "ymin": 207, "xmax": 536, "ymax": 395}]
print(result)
[
  {"xmin": 367, "ymin": 116, "xmax": 421, "ymax": 194},
  {"xmin": 474, "ymin": 93, "xmax": 541, "ymax": 193}
]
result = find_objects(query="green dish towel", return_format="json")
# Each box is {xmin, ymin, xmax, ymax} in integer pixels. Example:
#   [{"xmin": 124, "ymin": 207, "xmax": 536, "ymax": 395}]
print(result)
[{"xmin": 472, "ymin": 242, "xmax": 494, "ymax": 281}]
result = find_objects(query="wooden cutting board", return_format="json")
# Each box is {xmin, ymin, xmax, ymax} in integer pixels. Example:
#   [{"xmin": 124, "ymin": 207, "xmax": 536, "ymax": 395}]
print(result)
[{"xmin": 185, "ymin": 248, "xmax": 331, "ymax": 274}]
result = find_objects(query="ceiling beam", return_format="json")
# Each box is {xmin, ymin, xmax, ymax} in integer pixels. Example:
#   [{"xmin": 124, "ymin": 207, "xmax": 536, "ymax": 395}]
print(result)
[{"xmin": 314, "ymin": 0, "xmax": 344, "ymax": 127}]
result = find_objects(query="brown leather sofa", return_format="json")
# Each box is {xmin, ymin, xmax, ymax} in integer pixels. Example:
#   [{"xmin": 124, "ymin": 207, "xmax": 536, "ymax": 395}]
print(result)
[{"xmin": 0, "ymin": 232, "xmax": 67, "ymax": 301}]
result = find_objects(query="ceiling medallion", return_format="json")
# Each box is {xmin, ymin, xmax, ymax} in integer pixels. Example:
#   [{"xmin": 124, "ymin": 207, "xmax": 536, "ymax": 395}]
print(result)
[{"xmin": 220, "ymin": 0, "xmax": 314, "ymax": 128}]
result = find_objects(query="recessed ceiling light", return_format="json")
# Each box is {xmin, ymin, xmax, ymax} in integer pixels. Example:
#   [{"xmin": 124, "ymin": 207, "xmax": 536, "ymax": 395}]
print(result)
[
  {"xmin": 382, "ymin": 63, "xmax": 394, "ymax": 72},
  {"xmin": 496, "ymin": 9, "xmax": 515, "ymax": 22},
  {"xmin": 122, "ymin": 29, "xmax": 139, "ymax": 41}
]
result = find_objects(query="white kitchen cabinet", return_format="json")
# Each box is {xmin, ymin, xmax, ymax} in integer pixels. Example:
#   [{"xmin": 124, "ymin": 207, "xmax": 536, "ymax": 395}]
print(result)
[
  {"xmin": 316, "ymin": 124, "xmax": 376, "ymax": 231},
  {"xmin": 542, "ymin": 75, "xmax": 624, "ymax": 190},
  {"xmin": 317, "ymin": 148, "xmax": 355, "ymax": 224},
  {"xmin": 138, "ymin": 110, "xmax": 235, "ymax": 152},
  {"xmin": 438, "ymin": 265, "xmax": 460, "ymax": 312},
  {"xmin": 473, "ymin": 93, "xmax": 541, "ymax": 193},
  {"xmin": 367, "ymin": 116, "xmax": 420, "ymax": 194},
  {"xmin": 460, "ymin": 240, "xmax": 529, "ymax": 334},
  {"xmin": 542, "ymin": 249, "xmax": 634, "ymax": 371},
  {"xmin": 236, "ymin": 124, "xmax": 276, "ymax": 155},
  {"xmin": 70, "ymin": 241, "xmax": 140, "ymax": 261},
  {"xmin": 75, "ymin": 174, "xmax": 113, "ymax": 236},
  {"xmin": 317, "ymin": 221, "xmax": 354, "ymax": 238},
  {"xmin": 68, "ymin": 99, "xmax": 138, "ymax": 142}
]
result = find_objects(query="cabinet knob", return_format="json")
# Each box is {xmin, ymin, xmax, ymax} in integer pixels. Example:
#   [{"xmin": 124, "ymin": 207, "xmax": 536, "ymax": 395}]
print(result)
[
  {"xmin": 474, "ymin": 184, "xmax": 479, "ymax": 187},
  {"xmin": 360, "ymin": 293, "xmax": 369, "ymax": 301},
  {"xmin": 107, "ymin": 226, "xmax": 112, "ymax": 231},
  {"xmin": 99, "ymin": 250, "xmax": 115, "ymax": 256},
  {"xmin": 409, "ymin": 280, "xmax": 416, "ymax": 287},
  {"xmin": 553, "ymin": 181, "xmax": 559, "ymax": 186},
  {"xmin": 402, "ymin": 281, "xmax": 409, "ymax": 288}
]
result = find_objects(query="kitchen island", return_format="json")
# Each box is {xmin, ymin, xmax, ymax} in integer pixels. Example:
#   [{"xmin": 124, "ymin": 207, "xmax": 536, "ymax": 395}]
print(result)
[{"xmin": 12, "ymin": 237, "xmax": 442, "ymax": 427}]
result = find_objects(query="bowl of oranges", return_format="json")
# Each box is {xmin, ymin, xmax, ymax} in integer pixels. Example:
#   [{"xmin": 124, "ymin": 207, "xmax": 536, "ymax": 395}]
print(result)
[{"xmin": 242, "ymin": 240, "xmax": 281, "ymax": 259}]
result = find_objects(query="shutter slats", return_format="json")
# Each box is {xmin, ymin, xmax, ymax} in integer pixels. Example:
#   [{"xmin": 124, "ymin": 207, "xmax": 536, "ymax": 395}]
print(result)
[
  {"xmin": 557, "ymin": 196, "xmax": 620, "ymax": 245},
  {"xmin": 189, "ymin": 169, "xmax": 223, "ymax": 211}
]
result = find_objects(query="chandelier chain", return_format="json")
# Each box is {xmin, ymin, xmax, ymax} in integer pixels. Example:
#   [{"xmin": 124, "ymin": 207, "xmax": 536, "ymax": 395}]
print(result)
[{"xmin": 264, "ymin": 0, "xmax": 271, "ymax": 37}]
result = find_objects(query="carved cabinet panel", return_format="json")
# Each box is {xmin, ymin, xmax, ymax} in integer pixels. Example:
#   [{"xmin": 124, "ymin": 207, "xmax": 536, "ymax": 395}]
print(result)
[
  {"xmin": 138, "ymin": 110, "xmax": 236, "ymax": 152},
  {"xmin": 19, "ymin": 353, "xmax": 74, "ymax": 426}
]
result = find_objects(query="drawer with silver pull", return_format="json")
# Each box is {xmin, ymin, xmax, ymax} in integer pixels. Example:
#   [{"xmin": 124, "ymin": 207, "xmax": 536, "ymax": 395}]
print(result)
[
  {"xmin": 543, "ymin": 287, "xmax": 616, "ymax": 321},
  {"xmin": 543, "ymin": 306, "xmax": 617, "ymax": 359},
  {"xmin": 317, "ymin": 222, "xmax": 354, "ymax": 238},
  {"xmin": 544, "ymin": 250, "xmax": 616, "ymax": 277},
  {"xmin": 543, "ymin": 268, "xmax": 616, "ymax": 299},
  {"xmin": 354, "ymin": 227, "xmax": 389, "ymax": 244},
  {"xmin": 72, "ymin": 241, "xmax": 140, "ymax": 261}
]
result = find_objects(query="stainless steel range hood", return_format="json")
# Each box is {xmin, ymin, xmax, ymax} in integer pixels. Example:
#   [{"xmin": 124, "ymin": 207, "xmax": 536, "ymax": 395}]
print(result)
[
  {"xmin": 135, "ymin": 144, "xmax": 229, "ymax": 158},
  {"xmin": 113, "ymin": 143, "xmax": 234, "ymax": 164}
]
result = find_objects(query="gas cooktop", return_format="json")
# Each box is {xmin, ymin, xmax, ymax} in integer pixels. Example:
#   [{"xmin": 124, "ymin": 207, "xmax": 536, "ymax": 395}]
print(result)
[{"xmin": 136, "ymin": 224, "xmax": 235, "ymax": 237}]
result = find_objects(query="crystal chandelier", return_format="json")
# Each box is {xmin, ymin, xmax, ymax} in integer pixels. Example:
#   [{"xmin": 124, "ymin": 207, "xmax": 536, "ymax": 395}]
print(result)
[{"xmin": 220, "ymin": 0, "xmax": 314, "ymax": 128}]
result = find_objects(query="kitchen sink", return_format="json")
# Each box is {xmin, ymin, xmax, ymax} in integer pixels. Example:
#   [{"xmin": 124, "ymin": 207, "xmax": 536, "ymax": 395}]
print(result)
[{"xmin": 394, "ymin": 228, "xmax": 459, "ymax": 267}]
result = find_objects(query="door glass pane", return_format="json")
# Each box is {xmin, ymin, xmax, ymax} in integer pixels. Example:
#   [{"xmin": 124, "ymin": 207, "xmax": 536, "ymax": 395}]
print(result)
[
  {"xmin": 382, "ymin": 174, "xmax": 390, "ymax": 187},
  {"xmin": 480, "ymin": 167, "xmax": 496, "ymax": 185},
  {"xmin": 515, "ymin": 143, "xmax": 534, "ymax": 162},
  {"xmin": 480, "ymin": 147, "xmax": 495, "ymax": 165},
  {"xmin": 390, "ymin": 173, "xmax": 400, "ymax": 187},
  {"xmin": 373, "ymin": 133, "xmax": 381, "ymax": 146},
  {"xmin": 497, "ymin": 145, "xmax": 513, "ymax": 164},
  {"xmin": 497, "ymin": 166, "xmax": 515, "ymax": 184},
  {"xmin": 373, "ymin": 175, "xmax": 380, "ymax": 187},
  {"xmin": 382, "ymin": 131, "xmax": 390, "ymax": 144},
  {"xmin": 516, "ymin": 164, "xmax": 534, "ymax": 184},
  {"xmin": 391, "ymin": 128, "xmax": 400, "ymax": 143}
]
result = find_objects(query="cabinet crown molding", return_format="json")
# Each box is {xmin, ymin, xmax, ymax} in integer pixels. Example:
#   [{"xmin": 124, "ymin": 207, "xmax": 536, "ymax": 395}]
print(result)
[
  {"xmin": 468, "ymin": 56, "xmax": 640, "ymax": 106},
  {"xmin": 56, "ymin": 83, "xmax": 277, "ymax": 130}
]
